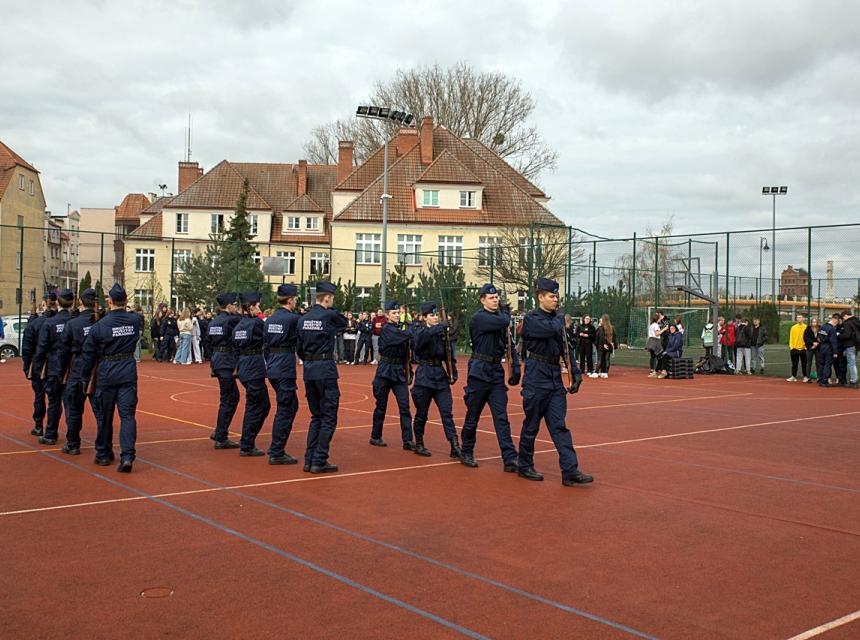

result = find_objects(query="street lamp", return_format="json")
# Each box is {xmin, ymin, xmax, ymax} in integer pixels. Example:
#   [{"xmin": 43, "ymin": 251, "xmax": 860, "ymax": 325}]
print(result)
[
  {"xmin": 758, "ymin": 237, "xmax": 769, "ymax": 302},
  {"xmin": 762, "ymin": 185, "xmax": 787, "ymax": 302},
  {"xmin": 356, "ymin": 106, "xmax": 416, "ymax": 304}
]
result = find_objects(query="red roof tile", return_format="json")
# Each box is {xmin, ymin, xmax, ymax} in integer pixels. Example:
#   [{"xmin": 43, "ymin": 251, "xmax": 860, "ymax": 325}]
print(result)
[
  {"xmin": 415, "ymin": 150, "xmax": 481, "ymax": 185},
  {"xmin": 142, "ymin": 195, "xmax": 172, "ymax": 214},
  {"xmin": 460, "ymin": 138, "xmax": 546, "ymax": 198},
  {"xmin": 115, "ymin": 193, "xmax": 153, "ymax": 221},
  {"xmin": 283, "ymin": 193, "xmax": 324, "ymax": 212},
  {"xmin": 166, "ymin": 161, "xmax": 271, "ymax": 210},
  {"xmin": 128, "ymin": 213, "xmax": 162, "ymax": 238},
  {"xmin": 0, "ymin": 140, "xmax": 38, "ymax": 197}
]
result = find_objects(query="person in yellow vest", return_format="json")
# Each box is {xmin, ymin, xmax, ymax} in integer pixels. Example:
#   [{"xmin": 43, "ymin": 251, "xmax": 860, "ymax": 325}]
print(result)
[{"xmin": 786, "ymin": 314, "xmax": 808, "ymax": 382}]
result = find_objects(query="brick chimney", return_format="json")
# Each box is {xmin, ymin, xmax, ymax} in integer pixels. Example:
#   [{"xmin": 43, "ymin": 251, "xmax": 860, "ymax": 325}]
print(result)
[
  {"xmin": 420, "ymin": 116, "xmax": 434, "ymax": 165},
  {"xmin": 178, "ymin": 161, "xmax": 203, "ymax": 193},
  {"xmin": 394, "ymin": 128, "xmax": 419, "ymax": 158},
  {"xmin": 337, "ymin": 141, "xmax": 354, "ymax": 183},
  {"xmin": 297, "ymin": 160, "xmax": 308, "ymax": 196}
]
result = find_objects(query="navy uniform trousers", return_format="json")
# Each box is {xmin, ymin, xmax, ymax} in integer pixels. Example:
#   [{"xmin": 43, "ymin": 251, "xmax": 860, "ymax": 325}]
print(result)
[
  {"xmin": 518, "ymin": 388, "xmax": 579, "ymax": 474},
  {"xmin": 304, "ymin": 379, "xmax": 340, "ymax": 467},
  {"xmin": 460, "ymin": 379, "xmax": 518, "ymax": 464},
  {"xmin": 94, "ymin": 383, "xmax": 138, "ymax": 462},
  {"xmin": 212, "ymin": 370, "xmax": 240, "ymax": 442},
  {"xmin": 268, "ymin": 377, "xmax": 298, "ymax": 457},
  {"xmin": 62, "ymin": 381, "xmax": 101, "ymax": 448},
  {"xmin": 411, "ymin": 384, "xmax": 457, "ymax": 442},
  {"xmin": 31, "ymin": 377, "xmax": 47, "ymax": 428},
  {"xmin": 238, "ymin": 378, "xmax": 270, "ymax": 450},
  {"xmin": 371, "ymin": 378, "xmax": 413, "ymax": 443},
  {"xmin": 43, "ymin": 376, "xmax": 66, "ymax": 440}
]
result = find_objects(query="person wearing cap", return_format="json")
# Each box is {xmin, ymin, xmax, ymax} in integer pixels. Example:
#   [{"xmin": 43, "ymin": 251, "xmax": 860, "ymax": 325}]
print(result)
[
  {"xmin": 79, "ymin": 284, "xmax": 142, "ymax": 472},
  {"xmin": 32, "ymin": 288, "xmax": 76, "ymax": 445},
  {"xmin": 517, "ymin": 278, "xmax": 593, "ymax": 486},
  {"xmin": 297, "ymin": 280, "xmax": 348, "ymax": 473},
  {"xmin": 60, "ymin": 288, "xmax": 102, "ymax": 454},
  {"xmin": 22, "ymin": 291, "xmax": 56, "ymax": 437},
  {"xmin": 459, "ymin": 283, "xmax": 520, "ymax": 471},
  {"xmin": 263, "ymin": 284, "xmax": 301, "ymax": 465},
  {"xmin": 369, "ymin": 300, "xmax": 416, "ymax": 451},
  {"xmin": 354, "ymin": 311, "xmax": 374, "ymax": 365},
  {"xmin": 207, "ymin": 292, "xmax": 243, "ymax": 449},
  {"xmin": 410, "ymin": 301, "xmax": 461, "ymax": 458},
  {"xmin": 231, "ymin": 292, "xmax": 270, "ymax": 457}
]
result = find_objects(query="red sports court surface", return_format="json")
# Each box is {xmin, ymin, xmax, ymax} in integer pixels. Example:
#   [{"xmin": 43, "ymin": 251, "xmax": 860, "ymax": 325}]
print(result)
[{"xmin": 1, "ymin": 361, "xmax": 858, "ymax": 639}]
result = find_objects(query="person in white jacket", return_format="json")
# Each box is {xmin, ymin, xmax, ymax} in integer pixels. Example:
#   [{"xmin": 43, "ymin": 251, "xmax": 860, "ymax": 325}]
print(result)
[{"xmin": 191, "ymin": 311, "xmax": 203, "ymax": 363}]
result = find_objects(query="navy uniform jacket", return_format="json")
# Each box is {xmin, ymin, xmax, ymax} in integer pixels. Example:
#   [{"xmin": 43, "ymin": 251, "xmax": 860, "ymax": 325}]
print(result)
[
  {"xmin": 356, "ymin": 319, "xmax": 373, "ymax": 337},
  {"xmin": 467, "ymin": 309, "xmax": 520, "ymax": 384},
  {"xmin": 413, "ymin": 323, "xmax": 457, "ymax": 390},
  {"xmin": 32, "ymin": 309, "xmax": 72, "ymax": 380},
  {"xmin": 264, "ymin": 307, "xmax": 299, "ymax": 380},
  {"xmin": 520, "ymin": 308, "xmax": 579, "ymax": 391},
  {"xmin": 297, "ymin": 305, "xmax": 347, "ymax": 381},
  {"xmin": 818, "ymin": 324, "xmax": 838, "ymax": 354},
  {"xmin": 161, "ymin": 316, "xmax": 178, "ymax": 338},
  {"xmin": 376, "ymin": 321, "xmax": 412, "ymax": 383},
  {"xmin": 22, "ymin": 311, "xmax": 52, "ymax": 376},
  {"xmin": 232, "ymin": 316, "xmax": 266, "ymax": 382},
  {"xmin": 79, "ymin": 309, "xmax": 142, "ymax": 387},
  {"xmin": 208, "ymin": 312, "xmax": 241, "ymax": 373},
  {"xmin": 62, "ymin": 308, "xmax": 97, "ymax": 383}
]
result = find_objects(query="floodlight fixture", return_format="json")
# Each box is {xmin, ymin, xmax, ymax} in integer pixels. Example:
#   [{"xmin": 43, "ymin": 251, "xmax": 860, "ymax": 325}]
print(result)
[
  {"xmin": 779, "ymin": 186, "xmax": 788, "ymax": 194},
  {"xmin": 356, "ymin": 106, "xmax": 369, "ymax": 116},
  {"xmin": 367, "ymin": 106, "xmax": 380, "ymax": 117},
  {"xmin": 762, "ymin": 186, "xmax": 770, "ymax": 195},
  {"xmin": 760, "ymin": 184, "xmax": 789, "ymax": 301}
]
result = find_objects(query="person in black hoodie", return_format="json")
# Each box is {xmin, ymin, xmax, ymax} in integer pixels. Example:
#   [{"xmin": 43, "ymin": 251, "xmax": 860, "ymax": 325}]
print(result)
[
  {"xmin": 803, "ymin": 318, "xmax": 820, "ymax": 382},
  {"xmin": 150, "ymin": 307, "xmax": 163, "ymax": 361},
  {"xmin": 734, "ymin": 317, "xmax": 753, "ymax": 375},
  {"xmin": 576, "ymin": 315, "xmax": 596, "ymax": 376},
  {"xmin": 837, "ymin": 311, "xmax": 859, "ymax": 389},
  {"xmin": 159, "ymin": 310, "xmax": 178, "ymax": 362},
  {"xmin": 564, "ymin": 314, "xmax": 579, "ymax": 362},
  {"xmin": 594, "ymin": 314, "xmax": 620, "ymax": 378},
  {"xmin": 750, "ymin": 318, "xmax": 768, "ymax": 375},
  {"xmin": 354, "ymin": 311, "xmax": 373, "ymax": 365}
]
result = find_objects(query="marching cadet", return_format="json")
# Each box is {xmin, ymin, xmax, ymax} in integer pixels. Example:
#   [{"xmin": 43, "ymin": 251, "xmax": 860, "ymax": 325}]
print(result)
[
  {"xmin": 208, "ymin": 293, "xmax": 242, "ymax": 449},
  {"xmin": 297, "ymin": 281, "xmax": 347, "ymax": 473},
  {"xmin": 410, "ymin": 301, "xmax": 461, "ymax": 458},
  {"xmin": 517, "ymin": 278, "xmax": 593, "ymax": 486},
  {"xmin": 79, "ymin": 284, "xmax": 142, "ymax": 472},
  {"xmin": 32, "ymin": 288, "xmax": 75, "ymax": 445},
  {"xmin": 369, "ymin": 300, "xmax": 416, "ymax": 452},
  {"xmin": 231, "ymin": 292, "xmax": 270, "ymax": 457},
  {"xmin": 60, "ymin": 288, "xmax": 101, "ymax": 455},
  {"xmin": 459, "ymin": 283, "xmax": 520, "ymax": 471},
  {"xmin": 22, "ymin": 291, "xmax": 56, "ymax": 437},
  {"xmin": 264, "ymin": 284, "xmax": 301, "ymax": 465}
]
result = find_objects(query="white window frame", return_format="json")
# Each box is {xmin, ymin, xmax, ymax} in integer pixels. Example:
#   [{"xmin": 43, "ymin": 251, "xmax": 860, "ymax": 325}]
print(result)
[
  {"xmin": 173, "ymin": 249, "xmax": 192, "ymax": 273},
  {"xmin": 356, "ymin": 233, "xmax": 381, "ymax": 265},
  {"xmin": 135, "ymin": 248, "xmax": 155, "ymax": 272},
  {"xmin": 397, "ymin": 234, "xmax": 423, "ymax": 266},
  {"xmin": 422, "ymin": 189, "xmax": 439, "ymax": 207},
  {"xmin": 437, "ymin": 235, "xmax": 463, "ymax": 266},
  {"xmin": 133, "ymin": 289, "xmax": 154, "ymax": 313},
  {"xmin": 29, "ymin": 179, "xmax": 35, "ymax": 196},
  {"xmin": 253, "ymin": 250, "xmax": 261, "ymax": 265},
  {"xmin": 305, "ymin": 216, "xmax": 320, "ymax": 230},
  {"xmin": 249, "ymin": 214, "xmax": 258, "ymax": 236},
  {"xmin": 459, "ymin": 190, "xmax": 475, "ymax": 208},
  {"xmin": 210, "ymin": 213, "xmax": 225, "ymax": 234},
  {"xmin": 18, "ymin": 174, "xmax": 24, "ymax": 190},
  {"xmin": 176, "ymin": 212, "xmax": 189, "ymax": 234},
  {"xmin": 286, "ymin": 216, "xmax": 300, "ymax": 230},
  {"xmin": 478, "ymin": 236, "xmax": 503, "ymax": 267},
  {"xmin": 276, "ymin": 250, "xmax": 296, "ymax": 275},
  {"xmin": 357, "ymin": 286, "xmax": 373, "ymax": 299},
  {"xmin": 309, "ymin": 251, "xmax": 330, "ymax": 275}
]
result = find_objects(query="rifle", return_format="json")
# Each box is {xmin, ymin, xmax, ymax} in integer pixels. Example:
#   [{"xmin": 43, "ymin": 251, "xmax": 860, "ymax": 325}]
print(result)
[
  {"xmin": 61, "ymin": 297, "xmax": 79, "ymax": 385},
  {"xmin": 85, "ymin": 301, "xmax": 102, "ymax": 396},
  {"xmin": 403, "ymin": 328, "xmax": 414, "ymax": 385},
  {"xmin": 501, "ymin": 299, "xmax": 518, "ymax": 385},
  {"xmin": 438, "ymin": 307, "xmax": 455, "ymax": 385},
  {"xmin": 560, "ymin": 319, "xmax": 577, "ymax": 392}
]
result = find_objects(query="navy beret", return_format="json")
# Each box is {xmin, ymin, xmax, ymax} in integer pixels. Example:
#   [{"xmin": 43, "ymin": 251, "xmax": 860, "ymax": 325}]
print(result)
[
  {"xmin": 277, "ymin": 284, "xmax": 298, "ymax": 297},
  {"xmin": 216, "ymin": 292, "xmax": 237, "ymax": 306},
  {"xmin": 315, "ymin": 280, "xmax": 336, "ymax": 294},
  {"xmin": 420, "ymin": 301, "xmax": 438, "ymax": 315},
  {"xmin": 478, "ymin": 283, "xmax": 498, "ymax": 296},
  {"xmin": 57, "ymin": 288, "xmax": 74, "ymax": 302},
  {"xmin": 80, "ymin": 288, "xmax": 97, "ymax": 304},
  {"xmin": 44, "ymin": 290, "xmax": 57, "ymax": 301},
  {"xmin": 109, "ymin": 283, "xmax": 127, "ymax": 301},
  {"xmin": 537, "ymin": 277, "xmax": 559, "ymax": 295},
  {"xmin": 384, "ymin": 300, "xmax": 399, "ymax": 311},
  {"xmin": 240, "ymin": 291, "xmax": 262, "ymax": 306}
]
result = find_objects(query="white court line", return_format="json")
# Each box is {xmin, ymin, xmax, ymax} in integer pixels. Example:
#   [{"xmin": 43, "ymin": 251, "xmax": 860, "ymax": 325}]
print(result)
[{"xmin": 785, "ymin": 609, "xmax": 860, "ymax": 639}]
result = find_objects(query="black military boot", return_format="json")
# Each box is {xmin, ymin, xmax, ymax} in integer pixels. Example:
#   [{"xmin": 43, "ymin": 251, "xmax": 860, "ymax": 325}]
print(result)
[
  {"xmin": 460, "ymin": 453, "xmax": 479, "ymax": 468},
  {"xmin": 562, "ymin": 470, "xmax": 594, "ymax": 486},
  {"xmin": 31, "ymin": 424, "xmax": 44, "ymax": 437},
  {"xmin": 414, "ymin": 438, "xmax": 432, "ymax": 457},
  {"xmin": 214, "ymin": 439, "xmax": 240, "ymax": 450},
  {"xmin": 402, "ymin": 441, "xmax": 416, "ymax": 452},
  {"xmin": 448, "ymin": 435, "xmax": 462, "ymax": 459},
  {"xmin": 518, "ymin": 467, "xmax": 544, "ymax": 481},
  {"xmin": 369, "ymin": 437, "xmax": 387, "ymax": 447}
]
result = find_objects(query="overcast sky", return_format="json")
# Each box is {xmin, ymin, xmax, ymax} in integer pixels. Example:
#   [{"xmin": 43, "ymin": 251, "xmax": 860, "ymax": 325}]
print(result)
[{"xmin": 1, "ymin": 0, "xmax": 858, "ymax": 239}]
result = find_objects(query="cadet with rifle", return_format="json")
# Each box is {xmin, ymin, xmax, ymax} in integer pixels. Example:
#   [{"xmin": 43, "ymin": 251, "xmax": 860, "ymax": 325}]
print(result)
[
  {"xmin": 22, "ymin": 291, "xmax": 56, "ymax": 437},
  {"xmin": 32, "ymin": 288, "xmax": 75, "ymax": 446}
]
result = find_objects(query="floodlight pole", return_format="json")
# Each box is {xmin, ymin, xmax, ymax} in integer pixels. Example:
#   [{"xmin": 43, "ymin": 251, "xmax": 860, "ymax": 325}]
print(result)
[
  {"xmin": 381, "ymin": 127, "xmax": 390, "ymax": 303},
  {"xmin": 771, "ymin": 193, "xmax": 776, "ymax": 302}
]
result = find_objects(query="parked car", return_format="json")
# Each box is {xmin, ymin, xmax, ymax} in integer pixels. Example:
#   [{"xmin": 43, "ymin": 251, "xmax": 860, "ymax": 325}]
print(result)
[{"xmin": 1, "ymin": 314, "xmax": 30, "ymax": 360}]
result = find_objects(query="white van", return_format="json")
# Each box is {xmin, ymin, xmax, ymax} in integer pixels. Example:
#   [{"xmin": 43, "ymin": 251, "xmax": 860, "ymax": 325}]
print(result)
[{"xmin": 1, "ymin": 314, "xmax": 30, "ymax": 360}]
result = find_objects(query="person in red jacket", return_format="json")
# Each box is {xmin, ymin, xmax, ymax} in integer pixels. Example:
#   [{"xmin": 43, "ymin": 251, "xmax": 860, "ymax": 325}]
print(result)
[
  {"xmin": 718, "ymin": 316, "xmax": 736, "ymax": 364},
  {"xmin": 371, "ymin": 308, "xmax": 386, "ymax": 364}
]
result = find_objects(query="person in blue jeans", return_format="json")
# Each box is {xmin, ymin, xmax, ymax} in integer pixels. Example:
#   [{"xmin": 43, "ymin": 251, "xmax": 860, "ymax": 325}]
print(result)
[
  {"xmin": 816, "ymin": 314, "xmax": 840, "ymax": 387},
  {"xmin": 838, "ymin": 311, "xmax": 859, "ymax": 389}
]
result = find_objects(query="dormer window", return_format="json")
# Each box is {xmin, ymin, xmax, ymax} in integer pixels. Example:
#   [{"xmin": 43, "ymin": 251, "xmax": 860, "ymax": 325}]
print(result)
[
  {"xmin": 459, "ymin": 191, "xmax": 475, "ymax": 208},
  {"xmin": 306, "ymin": 216, "xmax": 320, "ymax": 230},
  {"xmin": 422, "ymin": 190, "xmax": 439, "ymax": 207},
  {"xmin": 287, "ymin": 216, "xmax": 300, "ymax": 230}
]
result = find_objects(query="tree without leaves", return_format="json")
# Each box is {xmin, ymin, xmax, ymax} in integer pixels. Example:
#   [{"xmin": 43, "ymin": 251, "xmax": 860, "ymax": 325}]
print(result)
[
  {"xmin": 613, "ymin": 217, "xmax": 687, "ymax": 304},
  {"xmin": 303, "ymin": 62, "xmax": 558, "ymax": 181}
]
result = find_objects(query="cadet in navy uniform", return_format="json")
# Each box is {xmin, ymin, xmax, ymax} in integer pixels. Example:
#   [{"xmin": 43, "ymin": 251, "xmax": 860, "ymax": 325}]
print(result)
[
  {"xmin": 517, "ymin": 278, "xmax": 593, "ymax": 486},
  {"xmin": 208, "ymin": 293, "xmax": 242, "ymax": 449},
  {"xmin": 232, "ymin": 292, "xmax": 271, "ymax": 457},
  {"xmin": 264, "ymin": 284, "xmax": 301, "ymax": 465},
  {"xmin": 22, "ymin": 291, "xmax": 56, "ymax": 436},
  {"xmin": 459, "ymin": 284, "xmax": 520, "ymax": 471},
  {"xmin": 60, "ymin": 288, "xmax": 101, "ymax": 455},
  {"xmin": 410, "ymin": 301, "xmax": 461, "ymax": 458},
  {"xmin": 297, "ymin": 281, "xmax": 347, "ymax": 473},
  {"xmin": 79, "ymin": 284, "xmax": 142, "ymax": 472},
  {"xmin": 370, "ymin": 300, "xmax": 416, "ymax": 452},
  {"xmin": 32, "ymin": 288, "xmax": 75, "ymax": 445}
]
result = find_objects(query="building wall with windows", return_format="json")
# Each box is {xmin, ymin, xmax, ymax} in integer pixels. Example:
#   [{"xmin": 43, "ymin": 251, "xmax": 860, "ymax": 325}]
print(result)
[{"xmin": 78, "ymin": 208, "xmax": 117, "ymax": 288}]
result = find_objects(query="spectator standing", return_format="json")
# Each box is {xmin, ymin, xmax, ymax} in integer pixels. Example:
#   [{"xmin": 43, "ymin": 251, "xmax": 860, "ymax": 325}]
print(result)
[
  {"xmin": 199, "ymin": 311, "xmax": 212, "ymax": 361},
  {"xmin": 174, "ymin": 309, "xmax": 193, "ymax": 365},
  {"xmin": 564, "ymin": 314, "xmax": 578, "ymax": 361},
  {"xmin": 834, "ymin": 314, "xmax": 848, "ymax": 386},
  {"xmin": 151, "ymin": 307, "xmax": 163, "ymax": 361},
  {"xmin": 159, "ymin": 310, "xmax": 178, "ymax": 362},
  {"xmin": 595, "ymin": 314, "xmax": 619, "ymax": 378},
  {"xmin": 701, "ymin": 319, "xmax": 715, "ymax": 358},
  {"xmin": 817, "ymin": 314, "xmax": 839, "ymax": 387},
  {"xmin": 133, "ymin": 305, "xmax": 144, "ymax": 362},
  {"xmin": 804, "ymin": 318, "xmax": 821, "ymax": 382},
  {"xmin": 343, "ymin": 312, "xmax": 357, "ymax": 364},
  {"xmin": 837, "ymin": 310, "xmax": 859, "ymax": 389},
  {"xmin": 787, "ymin": 314, "xmax": 808, "ymax": 382},
  {"xmin": 191, "ymin": 310, "xmax": 203, "ymax": 363},
  {"xmin": 734, "ymin": 317, "xmax": 753, "ymax": 375},
  {"xmin": 371, "ymin": 308, "xmax": 386, "ymax": 365},
  {"xmin": 646, "ymin": 313, "xmax": 665, "ymax": 378},
  {"xmin": 750, "ymin": 317, "xmax": 768, "ymax": 375},
  {"xmin": 575, "ymin": 315, "xmax": 596, "ymax": 376},
  {"xmin": 354, "ymin": 311, "xmax": 373, "ymax": 364}
]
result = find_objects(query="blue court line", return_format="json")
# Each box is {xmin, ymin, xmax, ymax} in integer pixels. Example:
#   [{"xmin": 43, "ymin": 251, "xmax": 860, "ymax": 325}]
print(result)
[{"xmin": 0, "ymin": 430, "xmax": 491, "ymax": 640}]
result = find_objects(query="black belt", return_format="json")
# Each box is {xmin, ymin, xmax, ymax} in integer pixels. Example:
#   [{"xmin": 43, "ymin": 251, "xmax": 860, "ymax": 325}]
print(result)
[
  {"xmin": 470, "ymin": 352, "xmax": 501, "ymax": 364},
  {"xmin": 418, "ymin": 359, "xmax": 443, "ymax": 367},
  {"xmin": 101, "ymin": 352, "xmax": 135, "ymax": 362},
  {"xmin": 213, "ymin": 346, "xmax": 233, "ymax": 353},
  {"xmin": 268, "ymin": 346, "xmax": 296, "ymax": 353},
  {"xmin": 303, "ymin": 353, "xmax": 335, "ymax": 362},
  {"xmin": 378, "ymin": 356, "xmax": 404, "ymax": 365},
  {"xmin": 240, "ymin": 349, "xmax": 262, "ymax": 356},
  {"xmin": 526, "ymin": 351, "xmax": 560, "ymax": 366}
]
